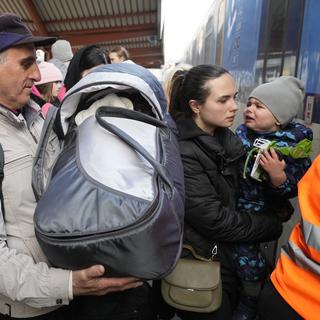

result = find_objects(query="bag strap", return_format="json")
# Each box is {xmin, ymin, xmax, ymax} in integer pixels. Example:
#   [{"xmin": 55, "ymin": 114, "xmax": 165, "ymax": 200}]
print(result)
[
  {"xmin": 0, "ymin": 143, "xmax": 7, "ymax": 242},
  {"xmin": 96, "ymin": 106, "xmax": 167, "ymax": 129},
  {"xmin": 32, "ymin": 106, "xmax": 58, "ymax": 201},
  {"xmin": 182, "ymin": 245, "xmax": 214, "ymax": 262},
  {"xmin": 95, "ymin": 107, "xmax": 174, "ymax": 198},
  {"xmin": 0, "ymin": 144, "xmax": 5, "ymax": 218}
]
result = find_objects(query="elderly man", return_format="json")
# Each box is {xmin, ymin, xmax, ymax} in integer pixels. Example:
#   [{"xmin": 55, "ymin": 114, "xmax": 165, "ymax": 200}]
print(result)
[{"xmin": 0, "ymin": 13, "xmax": 142, "ymax": 319}]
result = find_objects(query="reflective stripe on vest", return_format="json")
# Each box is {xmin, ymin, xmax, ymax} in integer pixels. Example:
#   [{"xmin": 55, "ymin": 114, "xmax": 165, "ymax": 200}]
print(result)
[
  {"xmin": 272, "ymin": 155, "xmax": 320, "ymax": 320},
  {"xmin": 282, "ymin": 225, "xmax": 320, "ymax": 275},
  {"xmin": 272, "ymin": 248, "xmax": 320, "ymax": 320},
  {"xmin": 300, "ymin": 219, "xmax": 320, "ymax": 263}
]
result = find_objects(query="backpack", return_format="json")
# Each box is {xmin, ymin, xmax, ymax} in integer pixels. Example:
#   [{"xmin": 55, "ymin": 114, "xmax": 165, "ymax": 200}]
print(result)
[{"xmin": 33, "ymin": 63, "xmax": 185, "ymax": 280}]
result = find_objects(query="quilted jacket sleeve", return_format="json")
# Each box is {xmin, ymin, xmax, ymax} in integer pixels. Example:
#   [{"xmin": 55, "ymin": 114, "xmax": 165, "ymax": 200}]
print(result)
[{"xmin": 181, "ymin": 148, "xmax": 283, "ymax": 243}]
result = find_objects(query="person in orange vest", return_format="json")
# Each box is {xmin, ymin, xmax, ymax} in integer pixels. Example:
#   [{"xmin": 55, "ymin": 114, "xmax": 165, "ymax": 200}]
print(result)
[{"xmin": 258, "ymin": 155, "xmax": 320, "ymax": 320}]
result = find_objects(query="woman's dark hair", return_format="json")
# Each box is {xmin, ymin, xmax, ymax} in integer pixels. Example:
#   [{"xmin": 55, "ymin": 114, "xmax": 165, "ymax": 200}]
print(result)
[
  {"xmin": 64, "ymin": 45, "xmax": 107, "ymax": 91},
  {"xmin": 169, "ymin": 64, "xmax": 229, "ymax": 120}
]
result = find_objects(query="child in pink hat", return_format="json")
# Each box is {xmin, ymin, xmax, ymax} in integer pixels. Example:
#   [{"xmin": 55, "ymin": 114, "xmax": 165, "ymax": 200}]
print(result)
[{"xmin": 32, "ymin": 61, "xmax": 63, "ymax": 115}]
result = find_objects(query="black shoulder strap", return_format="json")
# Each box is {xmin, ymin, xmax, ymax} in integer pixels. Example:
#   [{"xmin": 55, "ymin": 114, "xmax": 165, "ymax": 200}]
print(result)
[{"xmin": 0, "ymin": 144, "xmax": 5, "ymax": 219}]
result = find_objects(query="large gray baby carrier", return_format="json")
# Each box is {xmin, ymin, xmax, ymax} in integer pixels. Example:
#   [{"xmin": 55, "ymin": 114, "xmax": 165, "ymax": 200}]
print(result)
[{"xmin": 33, "ymin": 63, "xmax": 185, "ymax": 280}]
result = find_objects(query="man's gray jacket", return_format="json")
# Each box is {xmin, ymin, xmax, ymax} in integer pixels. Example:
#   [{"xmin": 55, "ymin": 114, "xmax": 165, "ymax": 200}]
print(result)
[{"xmin": 0, "ymin": 102, "xmax": 71, "ymax": 317}]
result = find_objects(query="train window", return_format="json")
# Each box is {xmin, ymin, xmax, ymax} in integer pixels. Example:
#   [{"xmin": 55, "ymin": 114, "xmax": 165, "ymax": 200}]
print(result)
[
  {"xmin": 265, "ymin": 0, "xmax": 287, "ymax": 81},
  {"xmin": 282, "ymin": 0, "xmax": 304, "ymax": 76},
  {"xmin": 215, "ymin": 0, "xmax": 226, "ymax": 66},
  {"xmin": 204, "ymin": 34, "xmax": 212, "ymax": 64},
  {"xmin": 197, "ymin": 29, "xmax": 205, "ymax": 64},
  {"xmin": 204, "ymin": 16, "xmax": 214, "ymax": 64},
  {"xmin": 192, "ymin": 39, "xmax": 197, "ymax": 65},
  {"xmin": 258, "ymin": 0, "xmax": 305, "ymax": 82},
  {"xmin": 255, "ymin": 0, "xmax": 271, "ymax": 84}
]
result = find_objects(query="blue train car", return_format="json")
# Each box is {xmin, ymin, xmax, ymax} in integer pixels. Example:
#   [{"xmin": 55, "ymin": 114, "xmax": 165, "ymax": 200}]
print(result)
[{"xmin": 185, "ymin": 0, "xmax": 320, "ymax": 125}]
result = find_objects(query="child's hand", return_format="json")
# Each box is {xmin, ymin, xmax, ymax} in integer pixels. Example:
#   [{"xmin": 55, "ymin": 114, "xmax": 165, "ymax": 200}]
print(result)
[{"xmin": 259, "ymin": 148, "xmax": 287, "ymax": 186}]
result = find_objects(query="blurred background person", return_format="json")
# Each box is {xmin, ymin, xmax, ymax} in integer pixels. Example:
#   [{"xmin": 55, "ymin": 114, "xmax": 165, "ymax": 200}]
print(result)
[
  {"xmin": 109, "ymin": 45, "xmax": 133, "ymax": 64},
  {"xmin": 49, "ymin": 39, "xmax": 74, "ymax": 79},
  {"xmin": 36, "ymin": 49, "xmax": 46, "ymax": 63},
  {"xmin": 162, "ymin": 63, "xmax": 192, "ymax": 106},
  {"xmin": 32, "ymin": 61, "xmax": 63, "ymax": 115},
  {"xmin": 64, "ymin": 44, "xmax": 108, "ymax": 92}
]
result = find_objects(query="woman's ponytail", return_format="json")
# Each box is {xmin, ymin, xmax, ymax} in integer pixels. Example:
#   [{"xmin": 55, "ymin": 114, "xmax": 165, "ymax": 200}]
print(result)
[{"xmin": 168, "ymin": 70, "xmax": 192, "ymax": 120}]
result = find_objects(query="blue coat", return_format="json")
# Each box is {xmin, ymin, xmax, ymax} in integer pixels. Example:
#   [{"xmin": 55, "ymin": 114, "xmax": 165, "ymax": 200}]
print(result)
[{"xmin": 236, "ymin": 122, "xmax": 312, "ymax": 215}]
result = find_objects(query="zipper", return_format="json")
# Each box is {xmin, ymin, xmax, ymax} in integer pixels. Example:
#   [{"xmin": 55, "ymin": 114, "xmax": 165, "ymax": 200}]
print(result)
[{"xmin": 19, "ymin": 117, "xmax": 38, "ymax": 145}]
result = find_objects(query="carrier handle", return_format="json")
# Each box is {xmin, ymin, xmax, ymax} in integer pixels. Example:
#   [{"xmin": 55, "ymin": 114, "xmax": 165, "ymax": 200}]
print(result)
[
  {"xmin": 96, "ymin": 106, "xmax": 168, "ymax": 129},
  {"xmin": 95, "ymin": 107, "xmax": 174, "ymax": 198},
  {"xmin": 32, "ymin": 106, "xmax": 58, "ymax": 201},
  {"xmin": 0, "ymin": 144, "xmax": 5, "ymax": 219}
]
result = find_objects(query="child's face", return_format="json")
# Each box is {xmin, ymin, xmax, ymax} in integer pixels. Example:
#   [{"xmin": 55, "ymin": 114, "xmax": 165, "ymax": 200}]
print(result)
[
  {"xmin": 52, "ymin": 81, "xmax": 62, "ymax": 98},
  {"xmin": 244, "ymin": 98, "xmax": 280, "ymax": 132}
]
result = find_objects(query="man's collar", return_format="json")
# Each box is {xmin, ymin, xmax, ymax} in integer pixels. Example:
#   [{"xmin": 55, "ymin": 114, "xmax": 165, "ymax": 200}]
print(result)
[{"xmin": 0, "ymin": 104, "xmax": 22, "ymax": 115}]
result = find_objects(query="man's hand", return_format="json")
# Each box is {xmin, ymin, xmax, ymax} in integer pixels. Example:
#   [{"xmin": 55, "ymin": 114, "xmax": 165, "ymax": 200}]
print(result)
[
  {"xmin": 259, "ymin": 148, "xmax": 287, "ymax": 186},
  {"xmin": 73, "ymin": 265, "xmax": 142, "ymax": 296}
]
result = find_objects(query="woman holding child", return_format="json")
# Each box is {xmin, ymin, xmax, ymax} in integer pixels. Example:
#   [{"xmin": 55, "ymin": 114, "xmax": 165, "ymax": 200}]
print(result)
[{"xmin": 157, "ymin": 65, "xmax": 311, "ymax": 320}]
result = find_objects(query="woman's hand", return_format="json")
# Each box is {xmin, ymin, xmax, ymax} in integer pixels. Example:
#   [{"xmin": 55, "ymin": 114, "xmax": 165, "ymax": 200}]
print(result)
[
  {"xmin": 72, "ymin": 265, "xmax": 143, "ymax": 296},
  {"xmin": 259, "ymin": 148, "xmax": 287, "ymax": 186}
]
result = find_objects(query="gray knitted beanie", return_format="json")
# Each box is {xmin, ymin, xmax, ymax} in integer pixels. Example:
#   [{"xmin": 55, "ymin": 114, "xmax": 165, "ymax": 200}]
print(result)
[
  {"xmin": 249, "ymin": 76, "xmax": 305, "ymax": 126},
  {"xmin": 51, "ymin": 39, "xmax": 73, "ymax": 62}
]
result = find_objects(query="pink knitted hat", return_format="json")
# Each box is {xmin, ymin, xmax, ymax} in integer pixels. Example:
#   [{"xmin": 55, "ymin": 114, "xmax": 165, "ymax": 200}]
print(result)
[{"xmin": 35, "ymin": 62, "xmax": 63, "ymax": 85}]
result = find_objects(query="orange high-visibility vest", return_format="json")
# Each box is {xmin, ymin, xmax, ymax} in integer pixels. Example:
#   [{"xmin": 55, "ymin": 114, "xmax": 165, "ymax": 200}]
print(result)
[{"xmin": 271, "ymin": 155, "xmax": 320, "ymax": 320}]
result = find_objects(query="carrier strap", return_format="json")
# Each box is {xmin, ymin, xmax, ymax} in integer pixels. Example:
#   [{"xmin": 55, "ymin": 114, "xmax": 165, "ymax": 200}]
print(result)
[
  {"xmin": 32, "ymin": 107, "xmax": 58, "ymax": 201},
  {"xmin": 96, "ymin": 106, "xmax": 167, "ymax": 128},
  {"xmin": 0, "ymin": 143, "xmax": 8, "ymax": 242},
  {"xmin": 0, "ymin": 144, "xmax": 5, "ymax": 219},
  {"xmin": 96, "ymin": 107, "xmax": 174, "ymax": 198}
]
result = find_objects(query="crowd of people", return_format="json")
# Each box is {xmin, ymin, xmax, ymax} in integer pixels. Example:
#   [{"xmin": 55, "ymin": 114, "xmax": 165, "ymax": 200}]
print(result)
[
  {"xmin": 0, "ymin": 12, "xmax": 319, "ymax": 320},
  {"xmin": 10, "ymin": 35, "xmax": 133, "ymax": 119}
]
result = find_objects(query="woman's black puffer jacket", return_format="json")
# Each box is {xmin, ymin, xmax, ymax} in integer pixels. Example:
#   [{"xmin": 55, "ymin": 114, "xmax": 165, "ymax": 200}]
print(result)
[{"xmin": 176, "ymin": 117, "xmax": 282, "ymax": 258}]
